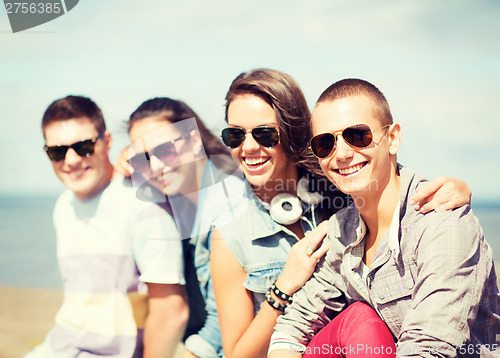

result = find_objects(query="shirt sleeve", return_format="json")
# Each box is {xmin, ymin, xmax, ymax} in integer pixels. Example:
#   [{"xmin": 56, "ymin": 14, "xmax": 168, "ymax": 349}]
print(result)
[
  {"xmin": 269, "ymin": 331, "xmax": 306, "ymax": 355},
  {"xmin": 131, "ymin": 202, "xmax": 185, "ymax": 285},
  {"xmin": 397, "ymin": 206, "xmax": 491, "ymax": 357},
  {"xmin": 273, "ymin": 239, "xmax": 348, "ymax": 345}
]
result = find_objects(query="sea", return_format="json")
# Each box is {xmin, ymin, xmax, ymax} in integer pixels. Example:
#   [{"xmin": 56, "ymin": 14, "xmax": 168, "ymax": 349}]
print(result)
[{"xmin": 0, "ymin": 195, "xmax": 499, "ymax": 289}]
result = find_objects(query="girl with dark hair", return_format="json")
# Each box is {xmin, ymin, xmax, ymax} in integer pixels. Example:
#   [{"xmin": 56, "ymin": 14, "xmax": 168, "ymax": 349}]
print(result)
[
  {"xmin": 117, "ymin": 97, "xmax": 245, "ymax": 358},
  {"xmin": 210, "ymin": 69, "xmax": 472, "ymax": 358}
]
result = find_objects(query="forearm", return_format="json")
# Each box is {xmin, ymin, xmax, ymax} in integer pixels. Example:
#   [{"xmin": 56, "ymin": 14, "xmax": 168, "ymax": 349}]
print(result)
[
  {"xmin": 274, "ymin": 256, "xmax": 346, "ymax": 345},
  {"xmin": 143, "ymin": 308, "xmax": 188, "ymax": 358},
  {"xmin": 144, "ymin": 283, "xmax": 189, "ymax": 358},
  {"xmin": 224, "ymin": 301, "xmax": 282, "ymax": 358}
]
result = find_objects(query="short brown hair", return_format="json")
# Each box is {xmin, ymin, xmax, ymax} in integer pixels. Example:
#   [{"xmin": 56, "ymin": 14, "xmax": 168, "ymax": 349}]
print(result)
[
  {"xmin": 41, "ymin": 95, "xmax": 106, "ymax": 135},
  {"xmin": 316, "ymin": 78, "xmax": 393, "ymax": 125}
]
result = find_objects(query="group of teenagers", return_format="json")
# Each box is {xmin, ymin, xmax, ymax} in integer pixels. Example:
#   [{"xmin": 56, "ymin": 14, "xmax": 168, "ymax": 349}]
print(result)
[{"xmin": 28, "ymin": 68, "xmax": 499, "ymax": 358}]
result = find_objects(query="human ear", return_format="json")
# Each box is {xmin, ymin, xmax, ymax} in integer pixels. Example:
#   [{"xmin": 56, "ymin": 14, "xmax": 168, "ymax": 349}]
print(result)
[
  {"xmin": 387, "ymin": 123, "xmax": 401, "ymax": 155},
  {"xmin": 104, "ymin": 131, "xmax": 112, "ymax": 152},
  {"xmin": 189, "ymin": 129, "xmax": 205, "ymax": 158}
]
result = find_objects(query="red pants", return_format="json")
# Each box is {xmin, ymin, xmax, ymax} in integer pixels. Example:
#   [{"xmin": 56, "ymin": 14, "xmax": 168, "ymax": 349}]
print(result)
[{"xmin": 303, "ymin": 302, "xmax": 396, "ymax": 358}]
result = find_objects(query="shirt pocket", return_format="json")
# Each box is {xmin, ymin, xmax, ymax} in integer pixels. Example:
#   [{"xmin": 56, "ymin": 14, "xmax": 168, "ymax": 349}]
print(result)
[
  {"xmin": 244, "ymin": 263, "xmax": 285, "ymax": 294},
  {"xmin": 369, "ymin": 262, "xmax": 415, "ymax": 334}
]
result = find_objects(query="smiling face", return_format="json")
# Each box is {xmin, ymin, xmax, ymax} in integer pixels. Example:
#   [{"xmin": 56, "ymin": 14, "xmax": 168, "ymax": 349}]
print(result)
[
  {"xmin": 226, "ymin": 94, "xmax": 296, "ymax": 198},
  {"xmin": 311, "ymin": 95, "xmax": 401, "ymax": 197},
  {"xmin": 128, "ymin": 116, "xmax": 202, "ymax": 196},
  {"xmin": 43, "ymin": 117, "xmax": 113, "ymax": 200}
]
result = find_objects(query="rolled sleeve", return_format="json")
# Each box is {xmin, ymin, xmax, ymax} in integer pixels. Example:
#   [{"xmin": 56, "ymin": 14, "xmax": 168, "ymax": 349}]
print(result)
[{"xmin": 274, "ymin": 251, "xmax": 347, "ymax": 345}]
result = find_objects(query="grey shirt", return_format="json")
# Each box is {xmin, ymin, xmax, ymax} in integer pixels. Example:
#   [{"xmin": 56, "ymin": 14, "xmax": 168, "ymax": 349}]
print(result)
[{"xmin": 273, "ymin": 166, "xmax": 500, "ymax": 357}]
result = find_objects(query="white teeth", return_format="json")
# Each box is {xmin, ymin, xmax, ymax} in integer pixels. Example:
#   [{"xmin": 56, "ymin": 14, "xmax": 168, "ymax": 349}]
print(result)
[
  {"xmin": 338, "ymin": 163, "xmax": 364, "ymax": 175},
  {"xmin": 245, "ymin": 158, "xmax": 267, "ymax": 165}
]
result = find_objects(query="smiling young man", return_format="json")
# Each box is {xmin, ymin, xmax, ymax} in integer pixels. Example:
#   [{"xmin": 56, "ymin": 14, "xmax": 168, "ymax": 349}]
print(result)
[
  {"xmin": 269, "ymin": 79, "xmax": 500, "ymax": 358},
  {"xmin": 26, "ymin": 95, "xmax": 189, "ymax": 358}
]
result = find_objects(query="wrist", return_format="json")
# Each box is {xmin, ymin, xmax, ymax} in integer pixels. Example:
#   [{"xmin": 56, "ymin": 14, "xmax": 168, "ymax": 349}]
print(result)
[
  {"xmin": 274, "ymin": 277, "xmax": 297, "ymax": 296},
  {"xmin": 271, "ymin": 281, "xmax": 293, "ymax": 302},
  {"xmin": 265, "ymin": 289, "xmax": 289, "ymax": 313}
]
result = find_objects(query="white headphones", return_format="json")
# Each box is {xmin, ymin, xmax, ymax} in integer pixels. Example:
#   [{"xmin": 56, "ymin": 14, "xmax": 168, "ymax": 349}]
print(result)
[{"xmin": 261, "ymin": 177, "xmax": 323, "ymax": 225}]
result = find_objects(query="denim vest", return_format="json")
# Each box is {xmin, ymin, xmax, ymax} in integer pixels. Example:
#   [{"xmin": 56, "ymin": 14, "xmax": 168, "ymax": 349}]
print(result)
[{"xmin": 215, "ymin": 184, "xmax": 323, "ymax": 314}]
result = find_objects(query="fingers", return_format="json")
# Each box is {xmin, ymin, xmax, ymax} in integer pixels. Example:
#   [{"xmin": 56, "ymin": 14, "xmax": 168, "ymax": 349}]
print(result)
[
  {"xmin": 418, "ymin": 198, "xmax": 440, "ymax": 214},
  {"xmin": 310, "ymin": 240, "xmax": 329, "ymax": 261},
  {"xmin": 432, "ymin": 200, "xmax": 459, "ymax": 213},
  {"xmin": 412, "ymin": 176, "xmax": 471, "ymax": 213},
  {"xmin": 410, "ymin": 176, "xmax": 446, "ymax": 208},
  {"xmin": 113, "ymin": 147, "xmax": 134, "ymax": 177},
  {"xmin": 114, "ymin": 157, "xmax": 134, "ymax": 177},
  {"xmin": 304, "ymin": 221, "xmax": 329, "ymax": 250}
]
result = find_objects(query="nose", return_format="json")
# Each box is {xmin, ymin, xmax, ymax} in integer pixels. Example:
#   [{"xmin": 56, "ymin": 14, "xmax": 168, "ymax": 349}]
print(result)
[
  {"xmin": 149, "ymin": 155, "xmax": 167, "ymax": 176},
  {"xmin": 64, "ymin": 147, "xmax": 83, "ymax": 165},
  {"xmin": 241, "ymin": 132, "xmax": 260, "ymax": 152},
  {"xmin": 334, "ymin": 135, "xmax": 354, "ymax": 162}
]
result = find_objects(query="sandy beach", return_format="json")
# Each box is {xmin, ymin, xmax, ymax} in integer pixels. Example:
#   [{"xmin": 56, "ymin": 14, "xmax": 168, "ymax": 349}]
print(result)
[
  {"xmin": 0, "ymin": 286, "xmax": 62, "ymax": 358},
  {"xmin": 0, "ymin": 286, "xmax": 184, "ymax": 358}
]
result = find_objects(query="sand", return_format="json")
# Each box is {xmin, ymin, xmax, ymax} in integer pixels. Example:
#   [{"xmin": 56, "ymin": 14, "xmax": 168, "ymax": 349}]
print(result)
[{"xmin": 0, "ymin": 286, "xmax": 184, "ymax": 358}]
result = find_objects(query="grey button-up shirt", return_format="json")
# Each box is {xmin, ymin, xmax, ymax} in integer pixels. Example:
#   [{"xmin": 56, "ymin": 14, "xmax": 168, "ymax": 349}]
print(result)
[{"xmin": 274, "ymin": 166, "xmax": 500, "ymax": 357}]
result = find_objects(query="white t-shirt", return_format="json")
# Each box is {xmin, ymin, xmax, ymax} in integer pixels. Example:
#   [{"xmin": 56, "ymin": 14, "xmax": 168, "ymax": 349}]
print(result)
[{"xmin": 26, "ymin": 176, "xmax": 183, "ymax": 358}]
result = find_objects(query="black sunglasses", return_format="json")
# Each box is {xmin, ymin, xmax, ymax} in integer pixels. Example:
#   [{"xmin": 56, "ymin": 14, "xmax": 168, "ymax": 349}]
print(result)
[
  {"xmin": 128, "ymin": 135, "xmax": 188, "ymax": 172},
  {"xmin": 310, "ymin": 124, "xmax": 390, "ymax": 159},
  {"xmin": 44, "ymin": 132, "xmax": 105, "ymax": 162},
  {"xmin": 221, "ymin": 127, "xmax": 279, "ymax": 148}
]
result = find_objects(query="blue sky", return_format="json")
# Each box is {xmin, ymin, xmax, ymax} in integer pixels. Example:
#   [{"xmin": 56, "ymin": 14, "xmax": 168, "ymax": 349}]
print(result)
[{"xmin": 1, "ymin": 0, "xmax": 499, "ymax": 200}]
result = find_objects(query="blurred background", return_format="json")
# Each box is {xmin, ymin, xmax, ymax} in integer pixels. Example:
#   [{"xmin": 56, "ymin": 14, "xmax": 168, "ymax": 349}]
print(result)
[{"xmin": 1, "ymin": 1, "xmax": 499, "ymax": 354}]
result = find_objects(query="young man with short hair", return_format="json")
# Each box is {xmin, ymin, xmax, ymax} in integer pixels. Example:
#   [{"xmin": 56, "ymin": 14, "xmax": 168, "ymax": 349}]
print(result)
[
  {"xmin": 269, "ymin": 79, "xmax": 499, "ymax": 357},
  {"xmin": 26, "ymin": 95, "xmax": 188, "ymax": 358}
]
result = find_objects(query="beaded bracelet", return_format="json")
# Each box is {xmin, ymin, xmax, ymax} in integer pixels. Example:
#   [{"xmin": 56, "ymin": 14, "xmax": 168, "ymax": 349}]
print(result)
[
  {"xmin": 265, "ymin": 289, "xmax": 288, "ymax": 312},
  {"xmin": 271, "ymin": 281, "xmax": 293, "ymax": 302}
]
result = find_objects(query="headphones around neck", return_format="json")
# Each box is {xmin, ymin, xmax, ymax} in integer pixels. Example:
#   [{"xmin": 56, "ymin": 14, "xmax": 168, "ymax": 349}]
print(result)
[{"xmin": 261, "ymin": 177, "xmax": 323, "ymax": 225}]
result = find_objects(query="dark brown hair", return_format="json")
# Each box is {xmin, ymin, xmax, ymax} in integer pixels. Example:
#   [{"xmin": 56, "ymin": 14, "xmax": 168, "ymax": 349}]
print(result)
[{"xmin": 42, "ymin": 95, "xmax": 106, "ymax": 135}]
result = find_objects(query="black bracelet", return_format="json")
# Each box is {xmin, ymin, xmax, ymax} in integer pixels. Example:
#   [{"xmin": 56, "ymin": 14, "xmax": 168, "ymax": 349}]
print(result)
[
  {"xmin": 271, "ymin": 281, "xmax": 293, "ymax": 302},
  {"xmin": 265, "ymin": 289, "xmax": 288, "ymax": 312}
]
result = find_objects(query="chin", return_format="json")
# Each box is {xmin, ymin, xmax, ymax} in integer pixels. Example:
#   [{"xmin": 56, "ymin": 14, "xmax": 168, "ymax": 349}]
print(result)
[{"xmin": 244, "ymin": 173, "xmax": 271, "ymax": 190}]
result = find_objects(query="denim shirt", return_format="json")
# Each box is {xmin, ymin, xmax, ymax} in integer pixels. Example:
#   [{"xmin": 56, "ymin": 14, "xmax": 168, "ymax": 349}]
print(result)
[
  {"xmin": 161, "ymin": 159, "xmax": 247, "ymax": 358},
  {"xmin": 273, "ymin": 166, "xmax": 500, "ymax": 358},
  {"xmin": 214, "ymin": 181, "xmax": 324, "ymax": 314}
]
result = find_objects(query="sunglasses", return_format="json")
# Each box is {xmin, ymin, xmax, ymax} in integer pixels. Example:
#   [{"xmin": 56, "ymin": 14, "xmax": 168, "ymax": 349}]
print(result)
[
  {"xmin": 128, "ymin": 135, "xmax": 187, "ymax": 172},
  {"xmin": 44, "ymin": 132, "xmax": 105, "ymax": 162},
  {"xmin": 221, "ymin": 126, "xmax": 279, "ymax": 148},
  {"xmin": 310, "ymin": 124, "xmax": 390, "ymax": 159}
]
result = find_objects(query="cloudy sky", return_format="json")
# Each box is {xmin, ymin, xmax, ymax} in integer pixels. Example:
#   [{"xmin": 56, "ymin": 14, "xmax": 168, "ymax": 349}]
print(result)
[{"xmin": 1, "ymin": 0, "xmax": 499, "ymax": 200}]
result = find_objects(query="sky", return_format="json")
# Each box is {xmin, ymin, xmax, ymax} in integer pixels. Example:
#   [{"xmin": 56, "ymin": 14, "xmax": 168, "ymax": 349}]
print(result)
[{"xmin": 1, "ymin": 0, "xmax": 499, "ymax": 201}]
